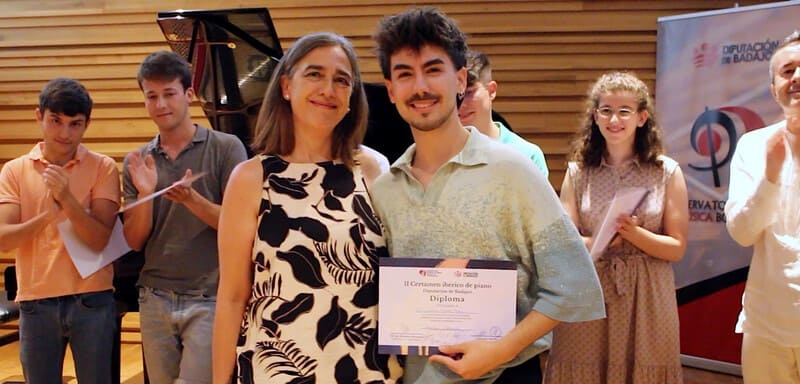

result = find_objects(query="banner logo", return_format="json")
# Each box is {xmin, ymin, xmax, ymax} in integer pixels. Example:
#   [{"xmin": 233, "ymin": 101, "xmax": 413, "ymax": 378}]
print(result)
[
  {"xmin": 688, "ymin": 106, "xmax": 765, "ymax": 187},
  {"xmin": 721, "ymin": 39, "xmax": 779, "ymax": 65},
  {"xmin": 693, "ymin": 43, "xmax": 719, "ymax": 68}
]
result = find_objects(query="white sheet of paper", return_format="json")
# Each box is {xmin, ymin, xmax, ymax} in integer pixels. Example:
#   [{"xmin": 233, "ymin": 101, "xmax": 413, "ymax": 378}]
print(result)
[
  {"xmin": 121, "ymin": 171, "xmax": 206, "ymax": 212},
  {"xmin": 589, "ymin": 187, "xmax": 649, "ymax": 261},
  {"xmin": 58, "ymin": 217, "xmax": 131, "ymax": 279}
]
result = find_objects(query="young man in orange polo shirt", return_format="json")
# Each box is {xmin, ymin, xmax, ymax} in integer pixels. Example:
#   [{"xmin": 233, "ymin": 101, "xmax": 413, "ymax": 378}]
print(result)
[{"xmin": 0, "ymin": 78, "xmax": 120, "ymax": 384}]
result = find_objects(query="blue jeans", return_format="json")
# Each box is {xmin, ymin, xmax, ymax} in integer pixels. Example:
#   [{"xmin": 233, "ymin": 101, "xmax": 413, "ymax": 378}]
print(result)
[
  {"xmin": 19, "ymin": 290, "xmax": 116, "ymax": 384},
  {"xmin": 138, "ymin": 286, "xmax": 215, "ymax": 384}
]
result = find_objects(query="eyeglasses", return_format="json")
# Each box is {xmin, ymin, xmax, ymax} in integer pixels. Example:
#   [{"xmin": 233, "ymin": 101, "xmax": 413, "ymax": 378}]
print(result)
[{"xmin": 595, "ymin": 107, "xmax": 637, "ymax": 120}]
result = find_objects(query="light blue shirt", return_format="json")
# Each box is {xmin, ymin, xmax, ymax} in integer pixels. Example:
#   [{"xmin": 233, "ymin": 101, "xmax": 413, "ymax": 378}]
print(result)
[
  {"xmin": 496, "ymin": 121, "xmax": 549, "ymax": 178},
  {"xmin": 371, "ymin": 127, "xmax": 604, "ymax": 383}
]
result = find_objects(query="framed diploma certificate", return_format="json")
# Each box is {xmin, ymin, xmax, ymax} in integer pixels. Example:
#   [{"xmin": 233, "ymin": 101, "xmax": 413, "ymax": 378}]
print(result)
[{"xmin": 377, "ymin": 257, "xmax": 517, "ymax": 355}]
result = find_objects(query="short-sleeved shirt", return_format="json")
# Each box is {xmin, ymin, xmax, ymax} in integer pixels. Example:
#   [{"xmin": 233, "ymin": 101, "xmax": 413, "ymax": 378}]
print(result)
[
  {"xmin": 122, "ymin": 125, "xmax": 247, "ymax": 296},
  {"xmin": 0, "ymin": 143, "xmax": 120, "ymax": 301},
  {"xmin": 371, "ymin": 127, "xmax": 604, "ymax": 380}
]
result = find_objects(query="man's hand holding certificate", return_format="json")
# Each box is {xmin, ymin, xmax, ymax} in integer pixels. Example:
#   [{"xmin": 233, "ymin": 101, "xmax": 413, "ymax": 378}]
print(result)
[{"xmin": 377, "ymin": 258, "xmax": 517, "ymax": 356}]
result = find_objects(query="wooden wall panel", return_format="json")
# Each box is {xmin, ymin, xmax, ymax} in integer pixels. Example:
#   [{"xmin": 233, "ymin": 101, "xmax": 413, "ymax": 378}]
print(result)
[{"xmin": 0, "ymin": 0, "xmax": 773, "ymax": 194}]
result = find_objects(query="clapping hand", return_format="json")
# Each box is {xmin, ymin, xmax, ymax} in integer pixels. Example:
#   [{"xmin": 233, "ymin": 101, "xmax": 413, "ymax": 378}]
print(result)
[
  {"xmin": 127, "ymin": 151, "xmax": 157, "ymax": 196},
  {"xmin": 42, "ymin": 164, "xmax": 70, "ymax": 204},
  {"xmin": 765, "ymin": 128, "xmax": 787, "ymax": 184}
]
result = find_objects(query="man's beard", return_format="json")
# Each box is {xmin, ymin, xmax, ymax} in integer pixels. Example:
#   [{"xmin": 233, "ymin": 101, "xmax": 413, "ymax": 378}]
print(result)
[
  {"xmin": 408, "ymin": 111, "xmax": 452, "ymax": 132},
  {"xmin": 403, "ymin": 92, "xmax": 455, "ymax": 132}
]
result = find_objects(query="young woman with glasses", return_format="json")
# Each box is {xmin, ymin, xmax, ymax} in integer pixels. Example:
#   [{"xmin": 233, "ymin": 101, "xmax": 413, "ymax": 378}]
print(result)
[{"xmin": 544, "ymin": 71, "xmax": 689, "ymax": 384}]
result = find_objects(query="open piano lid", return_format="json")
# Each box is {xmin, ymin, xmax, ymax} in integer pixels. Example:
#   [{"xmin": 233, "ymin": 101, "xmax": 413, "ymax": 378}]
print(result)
[{"xmin": 156, "ymin": 8, "xmax": 283, "ymax": 154}]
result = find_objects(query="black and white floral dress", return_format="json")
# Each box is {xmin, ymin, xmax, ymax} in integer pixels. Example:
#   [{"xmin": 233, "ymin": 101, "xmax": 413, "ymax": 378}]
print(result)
[{"xmin": 233, "ymin": 155, "xmax": 402, "ymax": 384}]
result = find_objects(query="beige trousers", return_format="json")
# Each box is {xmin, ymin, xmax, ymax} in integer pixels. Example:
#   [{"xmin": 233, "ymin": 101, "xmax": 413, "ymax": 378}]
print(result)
[{"xmin": 742, "ymin": 333, "xmax": 800, "ymax": 384}]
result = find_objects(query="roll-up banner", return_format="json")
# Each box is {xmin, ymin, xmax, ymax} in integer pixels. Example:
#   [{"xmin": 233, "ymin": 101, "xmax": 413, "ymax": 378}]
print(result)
[{"xmin": 657, "ymin": 0, "xmax": 800, "ymax": 374}]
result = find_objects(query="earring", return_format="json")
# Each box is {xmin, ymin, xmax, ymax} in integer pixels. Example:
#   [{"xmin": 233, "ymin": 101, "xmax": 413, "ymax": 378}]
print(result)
[{"xmin": 283, "ymin": 94, "xmax": 290, "ymax": 100}]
